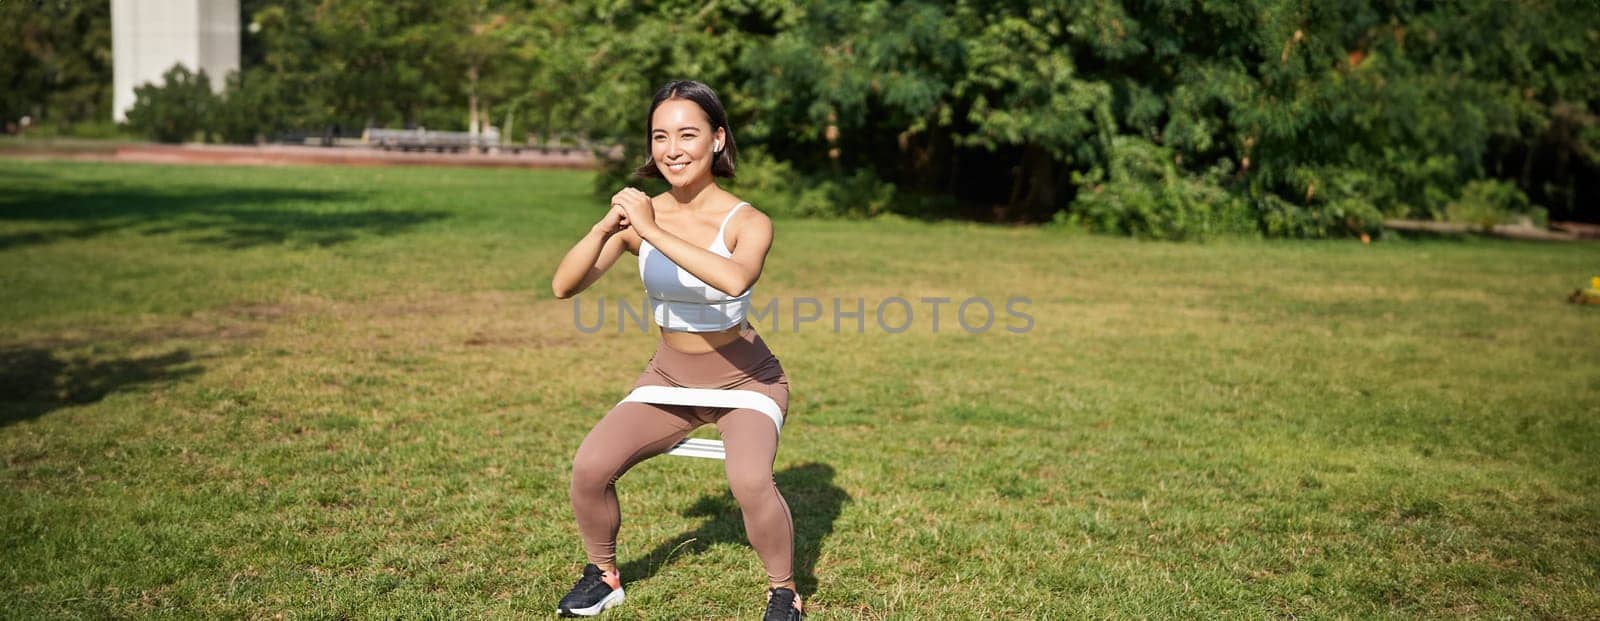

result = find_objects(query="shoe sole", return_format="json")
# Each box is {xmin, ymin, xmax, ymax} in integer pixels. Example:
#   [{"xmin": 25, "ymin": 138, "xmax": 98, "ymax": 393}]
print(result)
[{"xmin": 557, "ymin": 588, "xmax": 624, "ymax": 617}]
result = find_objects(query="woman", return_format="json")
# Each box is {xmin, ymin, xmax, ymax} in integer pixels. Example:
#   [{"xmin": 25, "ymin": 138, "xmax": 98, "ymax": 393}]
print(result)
[{"xmin": 549, "ymin": 80, "xmax": 803, "ymax": 620}]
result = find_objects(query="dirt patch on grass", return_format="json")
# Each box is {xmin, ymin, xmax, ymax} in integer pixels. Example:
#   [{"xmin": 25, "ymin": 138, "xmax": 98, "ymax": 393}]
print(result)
[
  {"xmin": 219, "ymin": 302, "xmax": 304, "ymax": 322},
  {"xmin": 255, "ymin": 290, "xmax": 588, "ymax": 352},
  {"xmin": 7, "ymin": 290, "xmax": 590, "ymax": 363},
  {"xmin": 139, "ymin": 322, "xmax": 267, "ymax": 343},
  {"xmin": 10, "ymin": 318, "xmax": 269, "ymax": 351},
  {"xmin": 113, "ymin": 300, "xmax": 319, "ymax": 346},
  {"xmin": 462, "ymin": 331, "xmax": 578, "ymax": 348},
  {"xmin": 1274, "ymin": 282, "xmax": 1498, "ymax": 306}
]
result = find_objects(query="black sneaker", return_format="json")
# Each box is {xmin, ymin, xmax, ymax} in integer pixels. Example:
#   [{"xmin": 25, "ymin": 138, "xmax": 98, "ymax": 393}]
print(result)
[
  {"xmin": 763, "ymin": 587, "xmax": 803, "ymax": 621},
  {"xmin": 557, "ymin": 563, "xmax": 624, "ymax": 617}
]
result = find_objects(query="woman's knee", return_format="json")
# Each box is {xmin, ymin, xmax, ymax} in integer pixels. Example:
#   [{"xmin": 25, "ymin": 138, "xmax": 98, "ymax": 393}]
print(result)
[
  {"xmin": 570, "ymin": 450, "xmax": 619, "ymax": 493},
  {"xmin": 727, "ymin": 468, "xmax": 776, "ymax": 501}
]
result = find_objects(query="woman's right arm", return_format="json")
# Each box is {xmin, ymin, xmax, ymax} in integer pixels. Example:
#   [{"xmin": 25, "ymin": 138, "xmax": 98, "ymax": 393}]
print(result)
[{"xmin": 551, "ymin": 205, "xmax": 634, "ymax": 299}]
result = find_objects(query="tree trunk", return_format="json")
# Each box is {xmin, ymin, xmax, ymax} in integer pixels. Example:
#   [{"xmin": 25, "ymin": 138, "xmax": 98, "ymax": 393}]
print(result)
[
  {"xmin": 1006, "ymin": 144, "xmax": 1057, "ymax": 221},
  {"xmin": 467, "ymin": 64, "xmax": 480, "ymax": 149},
  {"xmin": 481, "ymin": 99, "xmax": 492, "ymax": 152},
  {"xmin": 502, "ymin": 108, "xmax": 515, "ymax": 148}
]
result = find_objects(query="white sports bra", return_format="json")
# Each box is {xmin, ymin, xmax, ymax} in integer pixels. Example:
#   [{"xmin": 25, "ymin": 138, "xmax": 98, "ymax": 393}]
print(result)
[{"xmin": 638, "ymin": 201, "xmax": 753, "ymax": 332}]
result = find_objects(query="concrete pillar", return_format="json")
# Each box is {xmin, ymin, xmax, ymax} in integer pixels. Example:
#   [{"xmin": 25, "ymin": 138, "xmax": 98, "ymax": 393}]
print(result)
[{"xmin": 112, "ymin": 0, "xmax": 239, "ymax": 122}]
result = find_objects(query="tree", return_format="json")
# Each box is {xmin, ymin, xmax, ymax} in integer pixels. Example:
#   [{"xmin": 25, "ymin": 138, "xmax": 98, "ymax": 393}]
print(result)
[
  {"xmin": 0, "ymin": 0, "xmax": 112, "ymax": 127},
  {"xmin": 14, "ymin": 0, "xmax": 1598, "ymax": 231},
  {"xmin": 123, "ymin": 64, "xmax": 217, "ymax": 143}
]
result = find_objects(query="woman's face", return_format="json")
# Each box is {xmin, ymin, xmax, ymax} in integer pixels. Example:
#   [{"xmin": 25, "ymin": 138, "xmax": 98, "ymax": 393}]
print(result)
[{"xmin": 650, "ymin": 98, "xmax": 723, "ymax": 186}]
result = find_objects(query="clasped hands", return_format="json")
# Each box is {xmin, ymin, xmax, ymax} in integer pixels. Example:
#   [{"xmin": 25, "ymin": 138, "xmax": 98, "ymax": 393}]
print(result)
[{"xmin": 594, "ymin": 187, "xmax": 658, "ymax": 238}]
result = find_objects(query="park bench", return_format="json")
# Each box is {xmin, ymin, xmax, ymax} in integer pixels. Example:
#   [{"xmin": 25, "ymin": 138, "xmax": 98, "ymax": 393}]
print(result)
[{"xmin": 363, "ymin": 127, "xmax": 500, "ymax": 153}]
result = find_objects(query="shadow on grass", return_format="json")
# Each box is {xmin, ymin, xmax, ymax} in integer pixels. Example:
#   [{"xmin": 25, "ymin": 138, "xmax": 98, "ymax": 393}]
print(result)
[
  {"xmin": 0, "ymin": 345, "xmax": 201, "ymax": 427},
  {"xmin": 0, "ymin": 179, "xmax": 448, "ymax": 250},
  {"xmin": 620, "ymin": 462, "xmax": 849, "ymax": 599}
]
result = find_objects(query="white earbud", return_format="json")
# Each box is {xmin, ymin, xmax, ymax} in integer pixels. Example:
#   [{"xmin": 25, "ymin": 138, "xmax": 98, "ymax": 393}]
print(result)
[{"xmin": 714, "ymin": 140, "xmax": 723, "ymax": 152}]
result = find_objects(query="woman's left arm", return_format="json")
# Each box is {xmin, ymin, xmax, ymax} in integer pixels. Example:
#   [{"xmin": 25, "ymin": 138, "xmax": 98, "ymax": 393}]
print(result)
[{"xmin": 616, "ymin": 188, "xmax": 771, "ymax": 297}]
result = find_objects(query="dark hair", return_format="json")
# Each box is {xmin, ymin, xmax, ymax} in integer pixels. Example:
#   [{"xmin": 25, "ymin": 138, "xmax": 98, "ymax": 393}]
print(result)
[{"xmin": 633, "ymin": 80, "xmax": 737, "ymax": 179}]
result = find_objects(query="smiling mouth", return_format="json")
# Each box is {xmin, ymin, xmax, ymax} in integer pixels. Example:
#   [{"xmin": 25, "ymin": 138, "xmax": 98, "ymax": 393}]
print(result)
[{"xmin": 666, "ymin": 162, "xmax": 689, "ymax": 172}]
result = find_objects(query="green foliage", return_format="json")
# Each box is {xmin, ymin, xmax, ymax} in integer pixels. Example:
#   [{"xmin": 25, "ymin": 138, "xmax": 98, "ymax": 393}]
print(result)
[
  {"xmin": 1240, "ymin": 166, "xmax": 1390, "ymax": 239},
  {"xmin": 13, "ymin": 0, "xmax": 1598, "ymax": 234},
  {"xmin": 123, "ymin": 65, "xmax": 218, "ymax": 144},
  {"xmin": 952, "ymin": 8, "xmax": 1117, "ymax": 166},
  {"xmin": 245, "ymin": 0, "xmax": 464, "ymax": 131},
  {"xmin": 1445, "ymin": 180, "xmax": 1546, "ymax": 228},
  {"xmin": 718, "ymin": 147, "xmax": 806, "ymax": 217},
  {"xmin": 0, "ymin": 0, "xmax": 111, "ymax": 126},
  {"xmin": 211, "ymin": 69, "xmax": 286, "ymax": 144},
  {"xmin": 792, "ymin": 169, "xmax": 898, "ymax": 219},
  {"xmin": 1065, "ymin": 137, "xmax": 1254, "ymax": 240},
  {"xmin": 596, "ymin": 146, "xmax": 897, "ymax": 219},
  {"xmin": 121, "ymin": 65, "xmax": 293, "ymax": 145},
  {"xmin": 721, "ymin": 148, "xmax": 897, "ymax": 219}
]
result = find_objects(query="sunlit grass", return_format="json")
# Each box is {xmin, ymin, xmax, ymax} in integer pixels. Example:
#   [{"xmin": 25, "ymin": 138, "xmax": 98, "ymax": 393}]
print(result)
[{"xmin": 2, "ymin": 159, "xmax": 1597, "ymax": 618}]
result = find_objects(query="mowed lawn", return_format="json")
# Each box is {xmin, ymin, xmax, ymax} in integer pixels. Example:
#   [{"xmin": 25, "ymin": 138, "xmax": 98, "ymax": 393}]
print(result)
[{"xmin": 1, "ymin": 158, "xmax": 1597, "ymax": 619}]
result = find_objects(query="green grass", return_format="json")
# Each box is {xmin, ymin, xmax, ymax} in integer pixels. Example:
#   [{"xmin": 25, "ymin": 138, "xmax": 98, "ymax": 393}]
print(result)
[
  {"xmin": 2, "ymin": 158, "xmax": 1597, "ymax": 619},
  {"xmin": 0, "ymin": 136, "xmax": 134, "ymax": 155}
]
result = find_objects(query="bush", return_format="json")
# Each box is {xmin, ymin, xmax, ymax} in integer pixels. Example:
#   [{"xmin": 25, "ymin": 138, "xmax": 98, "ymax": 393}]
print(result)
[
  {"xmin": 1445, "ymin": 179, "xmax": 1546, "ymax": 228},
  {"xmin": 723, "ymin": 149, "xmax": 897, "ymax": 219},
  {"xmin": 595, "ymin": 146, "xmax": 897, "ymax": 219},
  {"xmin": 720, "ymin": 147, "xmax": 799, "ymax": 213},
  {"xmin": 212, "ymin": 70, "xmax": 285, "ymax": 144},
  {"xmin": 1065, "ymin": 137, "xmax": 1255, "ymax": 240},
  {"xmin": 789, "ymin": 169, "xmax": 897, "ymax": 219},
  {"xmin": 123, "ymin": 64, "xmax": 218, "ymax": 143},
  {"xmin": 1253, "ymin": 167, "xmax": 1387, "ymax": 238}
]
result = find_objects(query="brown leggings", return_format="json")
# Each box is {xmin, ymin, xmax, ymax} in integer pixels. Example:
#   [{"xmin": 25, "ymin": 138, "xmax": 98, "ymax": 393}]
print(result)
[{"xmin": 569, "ymin": 328, "xmax": 793, "ymax": 586}]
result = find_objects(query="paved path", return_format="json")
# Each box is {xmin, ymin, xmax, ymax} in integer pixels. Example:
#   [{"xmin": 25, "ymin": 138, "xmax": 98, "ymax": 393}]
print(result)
[{"xmin": 2, "ymin": 142, "xmax": 606, "ymax": 170}]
